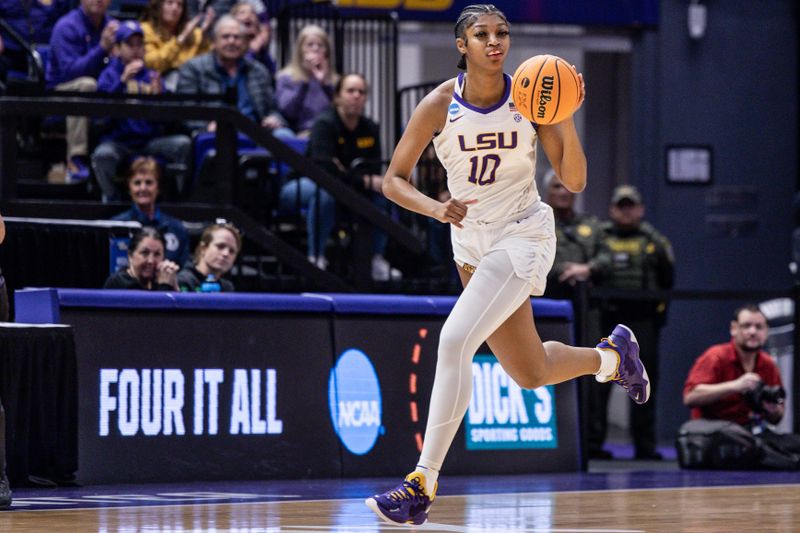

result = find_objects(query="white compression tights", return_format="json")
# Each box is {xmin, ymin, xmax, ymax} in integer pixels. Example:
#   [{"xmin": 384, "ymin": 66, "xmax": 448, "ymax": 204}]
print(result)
[{"xmin": 418, "ymin": 249, "xmax": 534, "ymax": 471}]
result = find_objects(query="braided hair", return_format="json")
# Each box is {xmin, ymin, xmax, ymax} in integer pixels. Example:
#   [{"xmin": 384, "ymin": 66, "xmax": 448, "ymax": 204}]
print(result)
[{"xmin": 454, "ymin": 4, "xmax": 509, "ymax": 70}]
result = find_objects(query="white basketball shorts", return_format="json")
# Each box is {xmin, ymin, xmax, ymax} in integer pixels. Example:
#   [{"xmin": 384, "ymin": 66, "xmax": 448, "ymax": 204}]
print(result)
[{"xmin": 450, "ymin": 201, "xmax": 556, "ymax": 296}]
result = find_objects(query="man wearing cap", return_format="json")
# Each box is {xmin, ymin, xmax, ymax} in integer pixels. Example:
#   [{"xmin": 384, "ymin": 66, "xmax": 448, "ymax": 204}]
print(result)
[
  {"xmin": 591, "ymin": 184, "xmax": 674, "ymax": 460},
  {"xmin": 90, "ymin": 20, "xmax": 191, "ymax": 202},
  {"xmin": 46, "ymin": 0, "xmax": 120, "ymax": 182}
]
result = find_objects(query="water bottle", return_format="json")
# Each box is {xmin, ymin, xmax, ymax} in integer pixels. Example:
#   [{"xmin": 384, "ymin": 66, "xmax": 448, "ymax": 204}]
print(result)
[{"xmin": 199, "ymin": 274, "xmax": 221, "ymax": 293}]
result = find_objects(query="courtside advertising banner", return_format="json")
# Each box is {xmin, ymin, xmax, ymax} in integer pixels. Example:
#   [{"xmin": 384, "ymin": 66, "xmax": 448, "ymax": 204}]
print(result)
[
  {"xmin": 465, "ymin": 354, "xmax": 558, "ymax": 451},
  {"xmin": 17, "ymin": 290, "xmax": 580, "ymax": 483},
  {"xmin": 66, "ymin": 308, "xmax": 340, "ymax": 484}
]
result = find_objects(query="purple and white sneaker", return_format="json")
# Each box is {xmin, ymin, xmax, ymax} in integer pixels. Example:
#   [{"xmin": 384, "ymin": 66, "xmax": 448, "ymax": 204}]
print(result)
[
  {"xmin": 596, "ymin": 324, "xmax": 650, "ymax": 404},
  {"xmin": 365, "ymin": 471, "xmax": 437, "ymax": 525}
]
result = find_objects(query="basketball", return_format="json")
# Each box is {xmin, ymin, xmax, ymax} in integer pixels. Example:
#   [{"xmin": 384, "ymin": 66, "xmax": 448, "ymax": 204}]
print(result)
[{"xmin": 511, "ymin": 55, "xmax": 581, "ymax": 125}]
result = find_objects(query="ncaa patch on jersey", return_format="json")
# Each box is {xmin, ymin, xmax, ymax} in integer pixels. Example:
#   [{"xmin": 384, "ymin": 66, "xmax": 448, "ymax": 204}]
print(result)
[{"xmin": 449, "ymin": 103, "xmax": 461, "ymax": 115}]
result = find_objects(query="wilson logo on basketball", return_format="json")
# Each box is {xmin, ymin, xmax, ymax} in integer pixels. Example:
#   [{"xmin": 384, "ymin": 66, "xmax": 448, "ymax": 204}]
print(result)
[{"xmin": 536, "ymin": 76, "xmax": 554, "ymax": 119}]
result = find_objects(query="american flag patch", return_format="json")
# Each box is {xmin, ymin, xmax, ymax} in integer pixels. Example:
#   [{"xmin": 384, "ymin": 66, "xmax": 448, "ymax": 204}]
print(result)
[{"xmin": 509, "ymin": 101, "xmax": 518, "ymax": 111}]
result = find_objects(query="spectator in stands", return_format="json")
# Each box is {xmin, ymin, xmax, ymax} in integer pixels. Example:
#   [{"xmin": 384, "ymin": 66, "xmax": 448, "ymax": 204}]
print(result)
[
  {"xmin": 46, "ymin": 0, "xmax": 120, "ymax": 183},
  {"xmin": 178, "ymin": 222, "xmax": 241, "ymax": 291},
  {"xmin": 104, "ymin": 226, "xmax": 180, "ymax": 290},
  {"xmin": 141, "ymin": 0, "xmax": 214, "ymax": 92},
  {"xmin": 91, "ymin": 21, "xmax": 192, "ymax": 203},
  {"xmin": 176, "ymin": 15, "xmax": 290, "ymax": 136},
  {"xmin": 683, "ymin": 304, "xmax": 800, "ymax": 454},
  {"xmin": 594, "ymin": 185, "xmax": 674, "ymax": 460},
  {"xmin": 275, "ymin": 24, "xmax": 337, "ymax": 137},
  {"xmin": 230, "ymin": 2, "xmax": 275, "ymax": 80},
  {"xmin": 112, "ymin": 156, "xmax": 190, "ymax": 266},
  {"xmin": 0, "ymin": 0, "xmax": 70, "ymax": 84},
  {"xmin": 280, "ymin": 73, "xmax": 400, "ymax": 280}
]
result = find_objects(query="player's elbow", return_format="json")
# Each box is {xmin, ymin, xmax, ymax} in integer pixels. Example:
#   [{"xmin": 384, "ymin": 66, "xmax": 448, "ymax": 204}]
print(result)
[
  {"xmin": 381, "ymin": 175, "xmax": 394, "ymax": 197},
  {"xmin": 382, "ymin": 174, "xmax": 405, "ymax": 201},
  {"xmin": 562, "ymin": 176, "xmax": 586, "ymax": 194},
  {"xmin": 565, "ymin": 181, "xmax": 585, "ymax": 194}
]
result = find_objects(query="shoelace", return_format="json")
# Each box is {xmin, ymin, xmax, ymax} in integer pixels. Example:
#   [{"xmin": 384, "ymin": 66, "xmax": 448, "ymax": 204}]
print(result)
[
  {"xmin": 387, "ymin": 480, "xmax": 421, "ymax": 502},
  {"xmin": 612, "ymin": 372, "xmax": 629, "ymax": 390}
]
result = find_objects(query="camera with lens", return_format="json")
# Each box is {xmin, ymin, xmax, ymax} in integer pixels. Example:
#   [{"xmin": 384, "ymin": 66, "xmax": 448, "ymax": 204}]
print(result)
[{"xmin": 744, "ymin": 382, "xmax": 786, "ymax": 413}]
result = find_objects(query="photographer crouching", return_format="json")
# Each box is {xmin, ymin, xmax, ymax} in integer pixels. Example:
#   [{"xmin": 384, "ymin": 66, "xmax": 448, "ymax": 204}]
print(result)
[{"xmin": 679, "ymin": 304, "xmax": 800, "ymax": 469}]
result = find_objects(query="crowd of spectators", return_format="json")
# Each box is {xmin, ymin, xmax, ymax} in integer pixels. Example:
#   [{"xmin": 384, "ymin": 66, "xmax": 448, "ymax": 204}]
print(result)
[{"xmin": 0, "ymin": 0, "xmax": 404, "ymax": 284}]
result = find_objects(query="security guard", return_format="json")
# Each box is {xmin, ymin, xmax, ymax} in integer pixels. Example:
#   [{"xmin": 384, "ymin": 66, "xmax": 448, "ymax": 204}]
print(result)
[
  {"xmin": 543, "ymin": 170, "xmax": 612, "ymax": 301},
  {"xmin": 592, "ymin": 184, "xmax": 675, "ymax": 460}
]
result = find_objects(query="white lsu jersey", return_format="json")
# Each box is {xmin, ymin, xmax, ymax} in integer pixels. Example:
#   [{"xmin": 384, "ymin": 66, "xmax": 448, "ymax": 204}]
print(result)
[{"xmin": 432, "ymin": 72, "xmax": 540, "ymax": 224}]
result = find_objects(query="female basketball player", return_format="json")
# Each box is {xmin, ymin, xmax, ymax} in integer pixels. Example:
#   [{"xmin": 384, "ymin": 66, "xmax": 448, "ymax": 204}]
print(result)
[{"xmin": 365, "ymin": 4, "xmax": 651, "ymax": 526}]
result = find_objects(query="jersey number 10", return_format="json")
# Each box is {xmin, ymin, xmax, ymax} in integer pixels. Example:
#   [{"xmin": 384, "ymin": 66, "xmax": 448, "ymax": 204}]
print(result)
[{"xmin": 467, "ymin": 154, "xmax": 500, "ymax": 186}]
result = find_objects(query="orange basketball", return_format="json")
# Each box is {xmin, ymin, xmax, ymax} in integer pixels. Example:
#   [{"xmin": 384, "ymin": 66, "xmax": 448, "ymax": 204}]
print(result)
[{"xmin": 511, "ymin": 55, "xmax": 581, "ymax": 125}]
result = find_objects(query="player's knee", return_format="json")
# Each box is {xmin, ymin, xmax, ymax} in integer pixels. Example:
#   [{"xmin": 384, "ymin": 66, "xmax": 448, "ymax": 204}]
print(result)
[
  {"xmin": 437, "ymin": 327, "xmax": 468, "ymax": 363},
  {"xmin": 514, "ymin": 371, "xmax": 547, "ymax": 390}
]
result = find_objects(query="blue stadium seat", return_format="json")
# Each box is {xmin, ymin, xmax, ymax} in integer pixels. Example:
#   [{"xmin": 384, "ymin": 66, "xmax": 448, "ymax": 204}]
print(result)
[{"xmin": 191, "ymin": 132, "xmax": 307, "ymax": 189}]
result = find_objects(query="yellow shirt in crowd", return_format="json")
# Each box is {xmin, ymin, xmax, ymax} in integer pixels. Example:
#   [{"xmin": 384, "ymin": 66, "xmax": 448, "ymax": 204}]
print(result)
[{"xmin": 141, "ymin": 22, "xmax": 211, "ymax": 74}]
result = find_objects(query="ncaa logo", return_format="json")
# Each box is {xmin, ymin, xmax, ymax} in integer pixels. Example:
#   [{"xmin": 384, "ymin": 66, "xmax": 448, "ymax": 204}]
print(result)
[
  {"xmin": 448, "ymin": 103, "xmax": 460, "ymax": 115},
  {"xmin": 328, "ymin": 348, "xmax": 383, "ymax": 455}
]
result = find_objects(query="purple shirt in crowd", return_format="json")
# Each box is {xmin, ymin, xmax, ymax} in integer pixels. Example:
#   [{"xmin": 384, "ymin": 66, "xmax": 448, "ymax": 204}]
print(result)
[
  {"xmin": 275, "ymin": 74, "xmax": 334, "ymax": 133},
  {"xmin": 45, "ymin": 6, "xmax": 113, "ymax": 88}
]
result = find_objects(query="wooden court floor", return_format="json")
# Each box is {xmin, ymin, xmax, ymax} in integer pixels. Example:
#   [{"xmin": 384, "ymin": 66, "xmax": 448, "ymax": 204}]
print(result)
[{"xmin": 2, "ymin": 483, "xmax": 798, "ymax": 532}]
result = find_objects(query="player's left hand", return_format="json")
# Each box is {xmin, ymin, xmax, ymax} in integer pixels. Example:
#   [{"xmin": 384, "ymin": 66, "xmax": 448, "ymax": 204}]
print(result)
[{"xmin": 436, "ymin": 198, "xmax": 477, "ymax": 228}]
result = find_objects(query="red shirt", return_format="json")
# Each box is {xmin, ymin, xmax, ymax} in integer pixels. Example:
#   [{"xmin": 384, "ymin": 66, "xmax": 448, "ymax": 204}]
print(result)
[{"xmin": 683, "ymin": 341, "xmax": 783, "ymax": 425}]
